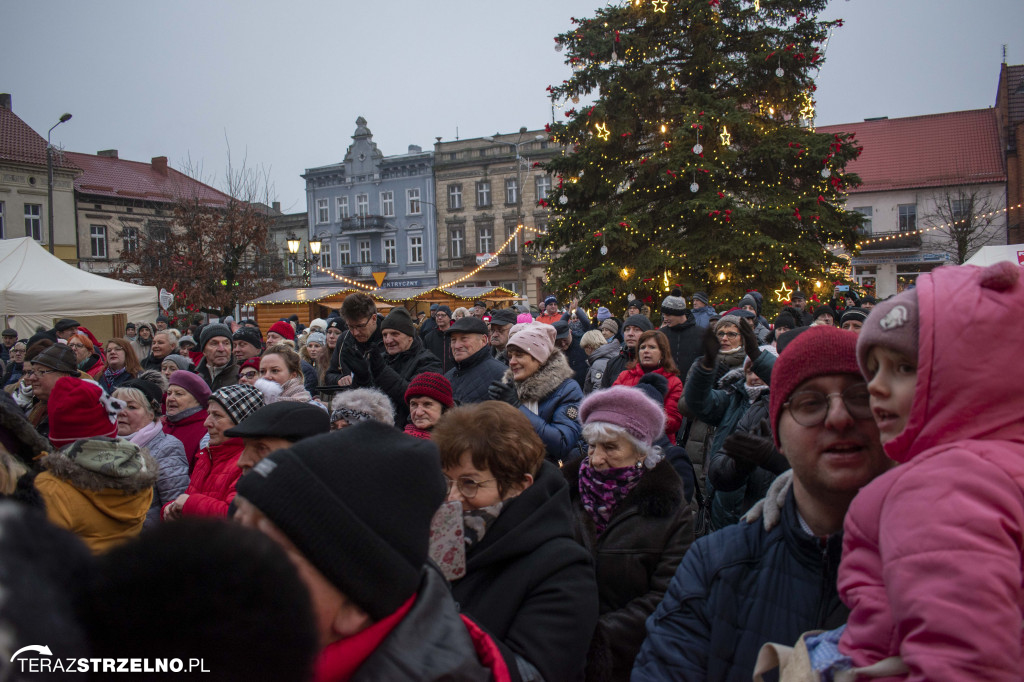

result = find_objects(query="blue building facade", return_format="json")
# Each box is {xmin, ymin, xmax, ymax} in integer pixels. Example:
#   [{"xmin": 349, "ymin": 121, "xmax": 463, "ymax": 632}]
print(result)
[{"xmin": 302, "ymin": 117, "xmax": 437, "ymax": 288}]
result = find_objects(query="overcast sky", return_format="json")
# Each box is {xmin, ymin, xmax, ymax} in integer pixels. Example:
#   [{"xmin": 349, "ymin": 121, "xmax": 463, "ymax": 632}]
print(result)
[{"xmin": 4, "ymin": 0, "xmax": 1022, "ymax": 213}]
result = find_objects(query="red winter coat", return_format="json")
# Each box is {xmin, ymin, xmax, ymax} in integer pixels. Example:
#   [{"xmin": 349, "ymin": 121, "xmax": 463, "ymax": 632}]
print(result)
[
  {"xmin": 162, "ymin": 409, "xmax": 208, "ymax": 472},
  {"xmin": 613, "ymin": 365, "xmax": 684, "ymax": 443},
  {"xmin": 168, "ymin": 437, "xmax": 244, "ymax": 518}
]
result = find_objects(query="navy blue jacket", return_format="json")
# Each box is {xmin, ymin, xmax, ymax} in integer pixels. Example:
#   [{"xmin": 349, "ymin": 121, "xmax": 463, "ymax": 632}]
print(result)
[
  {"xmin": 510, "ymin": 352, "xmax": 584, "ymax": 465},
  {"xmin": 632, "ymin": 492, "xmax": 847, "ymax": 682},
  {"xmin": 446, "ymin": 345, "xmax": 508, "ymax": 405}
]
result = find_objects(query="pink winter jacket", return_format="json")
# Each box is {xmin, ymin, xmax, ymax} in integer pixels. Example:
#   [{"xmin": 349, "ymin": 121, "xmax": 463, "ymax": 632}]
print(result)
[{"xmin": 838, "ymin": 261, "xmax": 1024, "ymax": 681}]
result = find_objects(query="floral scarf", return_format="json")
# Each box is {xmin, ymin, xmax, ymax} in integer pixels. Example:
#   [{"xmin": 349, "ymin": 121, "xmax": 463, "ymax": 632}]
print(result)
[{"xmin": 578, "ymin": 457, "xmax": 644, "ymax": 536}]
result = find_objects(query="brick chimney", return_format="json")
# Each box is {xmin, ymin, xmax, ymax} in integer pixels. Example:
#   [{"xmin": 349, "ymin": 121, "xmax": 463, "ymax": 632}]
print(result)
[
  {"xmin": 151, "ymin": 156, "xmax": 168, "ymax": 174},
  {"xmin": 0, "ymin": 93, "xmax": 11, "ymax": 110},
  {"xmin": 272, "ymin": 201, "xmax": 281, "ymax": 213},
  {"xmin": 97, "ymin": 149, "xmax": 119, "ymax": 158}
]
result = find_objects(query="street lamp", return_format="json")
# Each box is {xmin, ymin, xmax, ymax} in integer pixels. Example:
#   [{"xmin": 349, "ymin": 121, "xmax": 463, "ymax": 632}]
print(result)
[
  {"xmin": 483, "ymin": 130, "xmax": 545, "ymax": 300},
  {"xmin": 46, "ymin": 112, "xmax": 72, "ymax": 255},
  {"xmin": 287, "ymin": 234, "xmax": 322, "ymax": 287}
]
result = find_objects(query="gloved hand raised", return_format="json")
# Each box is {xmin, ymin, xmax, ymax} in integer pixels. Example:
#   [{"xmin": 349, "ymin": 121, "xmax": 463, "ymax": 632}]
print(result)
[
  {"xmin": 701, "ymin": 326, "xmax": 720, "ymax": 370},
  {"xmin": 487, "ymin": 379, "xmax": 520, "ymax": 408},
  {"xmin": 739, "ymin": 321, "xmax": 761, "ymax": 361}
]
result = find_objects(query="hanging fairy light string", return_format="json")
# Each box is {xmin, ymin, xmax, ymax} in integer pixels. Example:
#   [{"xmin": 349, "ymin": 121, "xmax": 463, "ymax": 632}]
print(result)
[
  {"xmin": 437, "ymin": 224, "xmax": 525, "ymax": 288},
  {"xmin": 848, "ymin": 203, "xmax": 1022, "ymax": 248},
  {"xmin": 312, "ymin": 265, "xmax": 378, "ymax": 291}
]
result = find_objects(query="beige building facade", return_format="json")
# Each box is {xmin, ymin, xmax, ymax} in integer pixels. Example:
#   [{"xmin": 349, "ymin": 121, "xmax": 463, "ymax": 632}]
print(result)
[{"xmin": 433, "ymin": 128, "xmax": 561, "ymax": 305}]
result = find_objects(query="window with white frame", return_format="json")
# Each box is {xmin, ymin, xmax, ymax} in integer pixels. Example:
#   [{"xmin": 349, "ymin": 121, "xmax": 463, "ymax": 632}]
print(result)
[
  {"xmin": 25, "ymin": 204, "xmax": 42, "ymax": 241},
  {"xmin": 288, "ymin": 258, "xmax": 297, "ymax": 276},
  {"xmin": 317, "ymin": 199, "xmax": 329, "ymax": 224},
  {"xmin": 853, "ymin": 206, "xmax": 872, "ymax": 235},
  {"xmin": 450, "ymin": 226, "xmax": 465, "ymax": 258},
  {"xmin": 406, "ymin": 188, "xmax": 421, "ymax": 215},
  {"xmin": 448, "ymin": 184, "xmax": 463, "ymax": 210},
  {"xmin": 409, "ymin": 235, "xmax": 423, "ymax": 263},
  {"xmin": 356, "ymin": 194, "xmax": 369, "ymax": 217},
  {"xmin": 381, "ymin": 191, "xmax": 395, "ymax": 218},
  {"xmin": 535, "ymin": 174, "xmax": 551, "ymax": 200},
  {"xmin": 337, "ymin": 241, "xmax": 351, "ymax": 265},
  {"xmin": 476, "ymin": 181, "xmax": 491, "ymax": 207},
  {"xmin": 337, "ymin": 196, "xmax": 349, "ymax": 220},
  {"xmin": 478, "ymin": 225, "xmax": 493, "ymax": 253},
  {"xmin": 383, "ymin": 238, "xmax": 396, "ymax": 264},
  {"xmin": 898, "ymin": 204, "xmax": 916, "ymax": 232},
  {"xmin": 122, "ymin": 226, "xmax": 139, "ymax": 255},
  {"xmin": 952, "ymin": 198, "xmax": 971, "ymax": 222},
  {"xmin": 505, "ymin": 178, "xmax": 518, "ymax": 205},
  {"xmin": 358, "ymin": 239, "xmax": 371, "ymax": 263},
  {"xmin": 320, "ymin": 242, "xmax": 332, "ymax": 269},
  {"xmin": 90, "ymin": 225, "xmax": 108, "ymax": 258},
  {"xmin": 0, "ymin": 201, "xmax": 5, "ymax": 239}
]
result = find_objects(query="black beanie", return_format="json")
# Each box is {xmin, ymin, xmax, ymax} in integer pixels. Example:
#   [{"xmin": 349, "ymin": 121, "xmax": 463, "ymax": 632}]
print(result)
[
  {"xmin": 380, "ymin": 307, "xmax": 416, "ymax": 338},
  {"xmin": 235, "ymin": 422, "xmax": 446, "ymax": 621},
  {"xmin": 622, "ymin": 314, "xmax": 654, "ymax": 332},
  {"xmin": 636, "ymin": 372, "xmax": 669, "ymax": 405}
]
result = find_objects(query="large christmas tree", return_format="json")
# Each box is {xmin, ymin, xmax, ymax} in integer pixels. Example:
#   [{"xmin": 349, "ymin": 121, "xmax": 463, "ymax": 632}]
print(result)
[{"xmin": 538, "ymin": 0, "xmax": 862, "ymax": 314}]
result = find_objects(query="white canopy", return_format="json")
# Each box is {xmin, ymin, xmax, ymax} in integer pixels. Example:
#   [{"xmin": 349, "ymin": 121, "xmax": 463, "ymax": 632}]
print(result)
[
  {"xmin": 0, "ymin": 237, "xmax": 157, "ymax": 337},
  {"xmin": 963, "ymin": 244, "xmax": 1024, "ymax": 268}
]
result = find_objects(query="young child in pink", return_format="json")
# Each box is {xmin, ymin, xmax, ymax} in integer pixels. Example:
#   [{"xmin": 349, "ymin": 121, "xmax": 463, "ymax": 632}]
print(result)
[{"xmin": 836, "ymin": 261, "xmax": 1024, "ymax": 680}]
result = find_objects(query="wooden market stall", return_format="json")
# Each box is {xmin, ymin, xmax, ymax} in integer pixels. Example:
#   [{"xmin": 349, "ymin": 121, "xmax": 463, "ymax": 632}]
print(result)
[{"xmin": 247, "ymin": 285, "xmax": 522, "ymax": 330}]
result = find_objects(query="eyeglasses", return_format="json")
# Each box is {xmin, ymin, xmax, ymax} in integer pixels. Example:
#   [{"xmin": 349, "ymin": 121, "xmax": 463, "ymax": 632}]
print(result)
[
  {"xmin": 106, "ymin": 346, "xmax": 124, "ymax": 353},
  {"xmin": 716, "ymin": 331, "xmax": 740, "ymax": 339},
  {"xmin": 784, "ymin": 384, "xmax": 872, "ymax": 426},
  {"xmin": 67, "ymin": 342, "xmax": 86, "ymax": 350},
  {"xmin": 239, "ymin": 370, "xmax": 259, "ymax": 379},
  {"xmin": 347, "ymin": 317, "xmax": 374, "ymax": 331},
  {"xmin": 23, "ymin": 369, "xmax": 62, "ymax": 379},
  {"xmin": 444, "ymin": 475, "xmax": 496, "ymax": 499}
]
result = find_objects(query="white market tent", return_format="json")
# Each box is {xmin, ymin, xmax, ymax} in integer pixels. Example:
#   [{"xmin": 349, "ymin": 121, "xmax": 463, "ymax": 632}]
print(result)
[
  {"xmin": 963, "ymin": 244, "xmax": 1024, "ymax": 268},
  {"xmin": 0, "ymin": 237, "xmax": 157, "ymax": 339}
]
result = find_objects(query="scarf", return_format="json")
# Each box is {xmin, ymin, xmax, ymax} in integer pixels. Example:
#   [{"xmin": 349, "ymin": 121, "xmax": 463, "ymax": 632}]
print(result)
[
  {"xmin": 103, "ymin": 366, "xmax": 126, "ymax": 382},
  {"xmin": 462, "ymin": 500, "xmax": 504, "ymax": 549},
  {"xmin": 166, "ymin": 405, "xmax": 203, "ymax": 423},
  {"xmin": 403, "ymin": 423, "xmax": 432, "ymax": 440},
  {"xmin": 744, "ymin": 383, "xmax": 770, "ymax": 403},
  {"xmin": 578, "ymin": 457, "xmax": 644, "ymax": 536},
  {"xmin": 128, "ymin": 420, "xmax": 164, "ymax": 447}
]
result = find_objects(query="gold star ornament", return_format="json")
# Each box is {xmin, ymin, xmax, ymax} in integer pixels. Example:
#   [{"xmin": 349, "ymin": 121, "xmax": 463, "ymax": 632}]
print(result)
[
  {"xmin": 595, "ymin": 122, "xmax": 611, "ymax": 141},
  {"xmin": 719, "ymin": 126, "xmax": 731, "ymax": 146},
  {"xmin": 652, "ymin": 0, "xmax": 668, "ymax": 12},
  {"xmin": 775, "ymin": 281, "xmax": 793, "ymax": 302}
]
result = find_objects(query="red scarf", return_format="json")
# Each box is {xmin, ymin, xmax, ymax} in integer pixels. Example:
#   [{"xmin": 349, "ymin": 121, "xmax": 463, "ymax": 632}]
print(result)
[{"xmin": 312, "ymin": 594, "xmax": 415, "ymax": 682}]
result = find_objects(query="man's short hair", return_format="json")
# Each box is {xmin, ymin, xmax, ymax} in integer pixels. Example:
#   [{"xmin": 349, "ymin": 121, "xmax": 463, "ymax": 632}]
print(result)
[{"xmin": 341, "ymin": 292, "xmax": 376, "ymax": 321}]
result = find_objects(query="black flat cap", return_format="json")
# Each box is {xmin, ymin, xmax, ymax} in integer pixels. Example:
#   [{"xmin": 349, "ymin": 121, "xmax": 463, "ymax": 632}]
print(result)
[
  {"xmin": 444, "ymin": 317, "xmax": 488, "ymax": 335},
  {"xmin": 489, "ymin": 309, "xmax": 518, "ymax": 326},
  {"xmin": 54, "ymin": 318, "xmax": 80, "ymax": 332},
  {"xmin": 224, "ymin": 402, "xmax": 330, "ymax": 442},
  {"xmin": 552, "ymin": 320, "xmax": 571, "ymax": 340}
]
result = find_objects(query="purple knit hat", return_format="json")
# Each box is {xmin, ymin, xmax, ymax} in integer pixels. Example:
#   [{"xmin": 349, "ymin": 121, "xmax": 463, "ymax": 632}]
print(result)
[
  {"xmin": 167, "ymin": 370, "xmax": 212, "ymax": 409},
  {"xmin": 579, "ymin": 385, "xmax": 666, "ymax": 446},
  {"xmin": 856, "ymin": 289, "xmax": 919, "ymax": 378},
  {"xmin": 506, "ymin": 322, "xmax": 556, "ymax": 363}
]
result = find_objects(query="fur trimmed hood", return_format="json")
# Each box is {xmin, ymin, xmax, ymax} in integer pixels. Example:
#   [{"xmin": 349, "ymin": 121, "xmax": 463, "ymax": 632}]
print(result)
[
  {"xmin": 507, "ymin": 351, "xmax": 575, "ymax": 403},
  {"xmin": 40, "ymin": 438, "xmax": 159, "ymax": 494}
]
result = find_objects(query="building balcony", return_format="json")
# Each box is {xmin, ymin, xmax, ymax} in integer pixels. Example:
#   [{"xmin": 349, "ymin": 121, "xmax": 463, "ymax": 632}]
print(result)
[
  {"xmin": 339, "ymin": 215, "xmax": 388, "ymax": 232},
  {"xmin": 336, "ymin": 263, "xmax": 391, "ymax": 278},
  {"xmin": 858, "ymin": 231, "xmax": 922, "ymax": 251}
]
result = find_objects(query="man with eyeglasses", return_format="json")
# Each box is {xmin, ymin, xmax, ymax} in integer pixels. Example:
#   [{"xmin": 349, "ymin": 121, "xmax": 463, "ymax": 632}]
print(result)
[
  {"xmin": 326, "ymin": 292, "xmax": 387, "ymax": 390},
  {"xmin": 634, "ymin": 326, "xmax": 893, "ymax": 682},
  {"xmin": 21, "ymin": 343, "xmax": 80, "ymax": 439}
]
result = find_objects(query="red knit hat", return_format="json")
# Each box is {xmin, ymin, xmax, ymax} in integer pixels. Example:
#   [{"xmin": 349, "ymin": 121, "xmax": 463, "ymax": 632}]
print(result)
[
  {"xmin": 404, "ymin": 372, "xmax": 453, "ymax": 408},
  {"xmin": 48, "ymin": 377, "xmax": 121, "ymax": 448},
  {"xmin": 240, "ymin": 356, "xmax": 262, "ymax": 373},
  {"xmin": 268, "ymin": 321, "xmax": 296, "ymax": 341},
  {"xmin": 768, "ymin": 326, "xmax": 862, "ymax": 447}
]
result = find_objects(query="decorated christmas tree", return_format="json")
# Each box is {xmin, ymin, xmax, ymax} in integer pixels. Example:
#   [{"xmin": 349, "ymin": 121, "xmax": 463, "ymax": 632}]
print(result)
[{"xmin": 538, "ymin": 0, "xmax": 862, "ymax": 314}]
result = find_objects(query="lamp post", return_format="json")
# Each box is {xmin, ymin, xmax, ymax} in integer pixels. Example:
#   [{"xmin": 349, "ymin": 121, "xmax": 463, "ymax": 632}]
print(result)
[
  {"xmin": 46, "ymin": 112, "xmax": 72, "ymax": 255},
  {"xmin": 286, "ymin": 234, "xmax": 322, "ymax": 287},
  {"xmin": 483, "ymin": 130, "xmax": 545, "ymax": 301}
]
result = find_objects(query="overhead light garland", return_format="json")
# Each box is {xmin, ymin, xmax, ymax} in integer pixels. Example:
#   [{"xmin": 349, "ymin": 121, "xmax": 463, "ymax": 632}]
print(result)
[{"xmin": 847, "ymin": 203, "xmax": 1021, "ymax": 248}]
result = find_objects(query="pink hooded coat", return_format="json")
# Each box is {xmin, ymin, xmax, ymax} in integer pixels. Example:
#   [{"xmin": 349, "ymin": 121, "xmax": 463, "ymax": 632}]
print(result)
[{"xmin": 838, "ymin": 261, "xmax": 1024, "ymax": 680}]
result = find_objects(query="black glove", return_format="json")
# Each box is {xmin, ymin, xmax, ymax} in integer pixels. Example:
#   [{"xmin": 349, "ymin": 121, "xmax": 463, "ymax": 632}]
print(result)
[
  {"xmin": 721, "ymin": 430, "xmax": 788, "ymax": 474},
  {"xmin": 487, "ymin": 380, "xmax": 520, "ymax": 407},
  {"xmin": 340, "ymin": 343, "xmax": 370, "ymax": 384},
  {"xmin": 701, "ymin": 326, "xmax": 720, "ymax": 369},
  {"xmin": 739, "ymin": 321, "xmax": 761, "ymax": 361},
  {"xmin": 367, "ymin": 348, "xmax": 386, "ymax": 377}
]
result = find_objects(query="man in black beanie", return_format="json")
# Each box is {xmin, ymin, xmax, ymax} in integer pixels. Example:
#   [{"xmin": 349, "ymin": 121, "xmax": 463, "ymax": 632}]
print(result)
[
  {"xmin": 660, "ymin": 288, "xmax": 703, "ymax": 385},
  {"xmin": 233, "ymin": 423, "xmax": 505, "ymax": 681},
  {"xmin": 346, "ymin": 307, "xmax": 441, "ymax": 428}
]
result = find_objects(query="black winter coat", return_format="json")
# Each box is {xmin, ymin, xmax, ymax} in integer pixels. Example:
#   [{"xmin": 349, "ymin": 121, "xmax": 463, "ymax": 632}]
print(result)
[
  {"xmin": 662, "ymin": 319, "xmax": 703, "ymax": 379},
  {"xmin": 600, "ymin": 344, "xmax": 634, "ymax": 388},
  {"xmin": 451, "ymin": 461, "xmax": 599, "ymax": 682},
  {"xmin": 445, "ymin": 345, "xmax": 507, "ymax": 406},
  {"xmin": 563, "ymin": 457, "xmax": 694, "ymax": 682},
  {"xmin": 376, "ymin": 338, "xmax": 443, "ymax": 427},
  {"xmin": 632, "ymin": 491, "xmax": 847, "ymax": 682},
  {"xmin": 422, "ymin": 327, "xmax": 455, "ymax": 373},
  {"xmin": 325, "ymin": 317, "xmax": 385, "ymax": 387}
]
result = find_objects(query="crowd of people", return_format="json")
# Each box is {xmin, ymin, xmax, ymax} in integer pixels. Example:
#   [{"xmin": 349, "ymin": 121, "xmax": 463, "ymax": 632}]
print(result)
[{"xmin": 0, "ymin": 262, "xmax": 1021, "ymax": 681}]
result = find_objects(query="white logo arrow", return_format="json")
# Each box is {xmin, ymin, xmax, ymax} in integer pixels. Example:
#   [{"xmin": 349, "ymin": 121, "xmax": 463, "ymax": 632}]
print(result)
[{"xmin": 11, "ymin": 645, "xmax": 52, "ymax": 661}]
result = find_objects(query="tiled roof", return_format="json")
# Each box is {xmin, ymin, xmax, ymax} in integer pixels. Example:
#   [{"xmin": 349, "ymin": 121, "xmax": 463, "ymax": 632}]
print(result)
[
  {"xmin": 818, "ymin": 109, "xmax": 1006, "ymax": 194},
  {"xmin": 0, "ymin": 106, "xmax": 81, "ymax": 170},
  {"xmin": 66, "ymin": 152, "xmax": 231, "ymax": 206}
]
